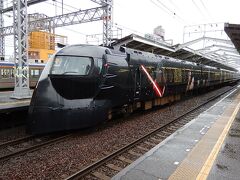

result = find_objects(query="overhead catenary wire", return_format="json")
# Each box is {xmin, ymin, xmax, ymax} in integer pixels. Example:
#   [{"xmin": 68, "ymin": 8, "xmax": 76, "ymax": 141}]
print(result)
[
  {"xmin": 43, "ymin": 1, "xmax": 74, "ymax": 13},
  {"xmin": 60, "ymin": 26, "xmax": 87, "ymax": 36},
  {"xmin": 150, "ymin": 0, "xmax": 186, "ymax": 24},
  {"xmin": 150, "ymin": 0, "xmax": 171, "ymax": 16},
  {"xmin": 156, "ymin": 0, "xmax": 176, "ymax": 15},
  {"xmin": 114, "ymin": 23, "xmax": 145, "ymax": 36},
  {"xmin": 168, "ymin": 0, "xmax": 184, "ymax": 15},
  {"xmin": 54, "ymin": 0, "xmax": 79, "ymax": 11},
  {"xmin": 192, "ymin": 0, "xmax": 207, "ymax": 20},
  {"xmin": 198, "ymin": 0, "xmax": 212, "ymax": 20}
]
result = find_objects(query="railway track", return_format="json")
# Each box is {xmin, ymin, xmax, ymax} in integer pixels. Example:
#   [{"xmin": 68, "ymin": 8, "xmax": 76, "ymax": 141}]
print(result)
[
  {"xmin": 65, "ymin": 86, "xmax": 237, "ymax": 180},
  {"xmin": 0, "ymin": 133, "xmax": 72, "ymax": 162}
]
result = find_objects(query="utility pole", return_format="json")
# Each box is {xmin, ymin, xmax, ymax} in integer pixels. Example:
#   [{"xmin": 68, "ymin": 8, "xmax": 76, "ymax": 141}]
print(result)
[
  {"xmin": 0, "ymin": 0, "xmax": 4, "ymax": 60},
  {"xmin": 102, "ymin": 0, "xmax": 113, "ymax": 46},
  {"xmin": 11, "ymin": 0, "xmax": 31, "ymax": 99}
]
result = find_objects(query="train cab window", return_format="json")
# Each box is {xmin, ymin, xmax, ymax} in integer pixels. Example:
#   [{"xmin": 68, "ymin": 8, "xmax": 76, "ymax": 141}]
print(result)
[{"xmin": 50, "ymin": 56, "xmax": 93, "ymax": 76}]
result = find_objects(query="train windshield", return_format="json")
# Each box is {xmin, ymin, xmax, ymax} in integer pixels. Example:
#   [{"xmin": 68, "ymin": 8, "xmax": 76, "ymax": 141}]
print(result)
[{"xmin": 50, "ymin": 56, "xmax": 93, "ymax": 75}]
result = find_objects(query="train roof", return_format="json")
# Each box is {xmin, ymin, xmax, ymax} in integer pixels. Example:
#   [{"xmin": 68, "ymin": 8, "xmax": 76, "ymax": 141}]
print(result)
[
  {"xmin": 53, "ymin": 44, "xmax": 237, "ymax": 73},
  {"xmin": 122, "ymin": 47, "xmax": 237, "ymax": 72},
  {"xmin": 56, "ymin": 44, "xmax": 110, "ymax": 58},
  {"xmin": 0, "ymin": 61, "xmax": 45, "ymax": 67},
  {"xmin": 112, "ymin": 33, "xmax": 239, "ymax": 72},
  {"xmin": 124, "ymin": 47, "xmax": 199, "ymax": 66}
]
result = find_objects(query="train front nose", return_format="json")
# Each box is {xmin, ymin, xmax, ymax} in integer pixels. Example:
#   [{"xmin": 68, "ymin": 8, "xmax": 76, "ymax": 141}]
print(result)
[
  {"xmin": 27, "ymin": 54, "xmax": 106, "ymax": 134},
  {"xmin": 27, "ymin": 77, "xmax": 106, "ymax": 134}
]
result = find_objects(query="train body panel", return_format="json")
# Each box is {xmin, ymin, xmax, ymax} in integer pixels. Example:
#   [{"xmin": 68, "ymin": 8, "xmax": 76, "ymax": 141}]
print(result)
[
  {"xmin": 27, "ymin": 44, "xmax": 240, "ymax": 134},
  {"xmin": 0, "ymin": 61, "xmax": 44, "ymax": 89}
]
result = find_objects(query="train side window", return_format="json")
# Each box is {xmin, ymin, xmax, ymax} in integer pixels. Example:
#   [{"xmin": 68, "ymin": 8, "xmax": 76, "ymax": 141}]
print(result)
[
  {"xmin": 165, "ymin": 69, "xmax": 169, "ymax": 82},
  {"xmin": 6, "ymin": 69, "xmax": 9, "ymax": 78},
  {"xmin": 31, "ymin": 69, "xmax": 34, "ymax": 76},
  {"xmin": 174, "ymin": 68, "xmax": 182, "ymax": 83},
  {"xmin": 97, "ymin": 59, "xmax": 103, "ymax": 74},
  {"xmin": 7, "ymin": 69, "xmax": 10, "ymax": 78},
  {"xmin": 9, "ymin": 69, "xmax": 13, "ymax": 78},
  {"xmin": 4, "ymin": 69, "xmax": 7, "ymax": 78},
  {"xmin": 170, "ymin": 69, "xmax": 174, "ymax": 83},
  {"xmin": 155, "ymin": 69, "xmax": 163, "ymax": 83},
  {"xmin": 30, "ymin": 69, "xmax": 40, "ymax": 77},
  {"xmin": 183, "ymin": 70, "xmax": 188, "ymax": 82},
  {"xmin": 35, "ymin": 70, "xmax": 39, "ymax": 76},
  {"xmin": 161, "ymin": 68, "xmax": 166, "ymax": 82},
  {"xmin": 2, "ymin": 69, "xmax": 10, "ymax": 78},
  {"xmin": 2, "ymin": 69, "xmax": 5, "ymax": 78},
  {"xmin": 166, "ymin": 68, "xmax": 174, "ymax": 83}
]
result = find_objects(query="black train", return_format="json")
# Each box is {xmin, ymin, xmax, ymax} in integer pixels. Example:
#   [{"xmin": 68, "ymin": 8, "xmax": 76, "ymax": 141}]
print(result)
[{"xmin": 27, "ymin": 44, "xmax": 239, "ymax": 134}]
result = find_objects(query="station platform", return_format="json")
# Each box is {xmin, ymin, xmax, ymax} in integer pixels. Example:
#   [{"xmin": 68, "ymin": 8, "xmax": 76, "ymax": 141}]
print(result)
[
  {"xmin": 0, "ymin": 91, "xmax": 32, "ymax": 113},
  {"xmin": 113, "ymin": 87, "xmax": 240, "ymax": 180}
]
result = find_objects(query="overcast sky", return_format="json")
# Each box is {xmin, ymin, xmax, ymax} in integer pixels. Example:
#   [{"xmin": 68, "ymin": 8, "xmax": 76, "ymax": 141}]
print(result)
[{"xmin": 3, "ymin": 0, "xmax": 240, "ymax": 56}]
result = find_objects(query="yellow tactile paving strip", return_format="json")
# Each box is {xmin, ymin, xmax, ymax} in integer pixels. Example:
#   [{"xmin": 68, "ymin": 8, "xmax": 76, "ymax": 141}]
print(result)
[{"xmin": 169, "ymin": 94, "xmax": 240, "ymax": 180}]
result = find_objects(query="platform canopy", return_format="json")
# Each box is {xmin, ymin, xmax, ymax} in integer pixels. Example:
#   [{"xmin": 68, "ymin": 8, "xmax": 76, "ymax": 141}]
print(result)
[
  {"xmin": 112, "ymin": 34, "xmax": 237, "ymax": 71},
  {"xmin": 224, "ymin": 23, "xmax": 240, "ymax": 53}
]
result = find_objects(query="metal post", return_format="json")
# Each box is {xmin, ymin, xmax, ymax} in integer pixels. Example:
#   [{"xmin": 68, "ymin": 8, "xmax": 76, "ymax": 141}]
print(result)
[
  {"xmin": 62, "ymin": 0, "xmax": 63, "ymax": 14},
  {"xmin": 11, "ymin": 0, "xmax": 31, "ymax": 99},
  {"xmin": 102, "ymin": 0, "xmax": 113, "ymax": 46},
  {"xmin": 0, "ymin": 0, "xmax": 4, "ymax": 60}
]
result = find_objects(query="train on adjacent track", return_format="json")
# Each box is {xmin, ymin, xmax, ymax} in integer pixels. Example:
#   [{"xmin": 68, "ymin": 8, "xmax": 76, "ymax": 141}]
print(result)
[
  {"xmin": 27, "ymin": 44, "xmax": 240, "ymax": 134},
  {"xmin": 0, "ymin": 61, "xmax": 45, "ymax": 89}
]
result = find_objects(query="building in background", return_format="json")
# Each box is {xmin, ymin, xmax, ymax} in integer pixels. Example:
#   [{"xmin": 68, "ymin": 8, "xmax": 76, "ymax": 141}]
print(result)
[
  {"xmin": 28, "ymin": 31, "xmax": 67, "ymax": 63},
  {"xmin": 144, "ymin": 25, "xmax": 171, "ymax": 45}
]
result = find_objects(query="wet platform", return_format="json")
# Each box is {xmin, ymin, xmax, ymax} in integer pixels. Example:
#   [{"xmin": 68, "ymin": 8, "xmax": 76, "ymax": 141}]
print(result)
[
  {"xmin": 113, "ymin": 87, "xmax": 240, "ymax": 180},
  {"xmin": 0, "ymin": 91, "xmax": 32, "ymax": 113}
]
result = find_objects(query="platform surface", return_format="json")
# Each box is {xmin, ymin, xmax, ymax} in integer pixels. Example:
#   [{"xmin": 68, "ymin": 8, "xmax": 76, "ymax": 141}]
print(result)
[
  {"xmin": 207, "ymin": 109, "xmax": 240, "ymax": 180},
  {"xmin": 0, "ymin": 91, "xmax": 32, "ymax": 112},
  {"xmin": 113, "ymin": 87, "xmax": 240, "ymax": 180}
]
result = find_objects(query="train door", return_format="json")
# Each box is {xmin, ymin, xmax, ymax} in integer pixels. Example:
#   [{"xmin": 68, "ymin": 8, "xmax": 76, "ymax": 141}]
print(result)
[{"xmin": 134, "ymin": 67, "xmax": 141, "ymax": 99}]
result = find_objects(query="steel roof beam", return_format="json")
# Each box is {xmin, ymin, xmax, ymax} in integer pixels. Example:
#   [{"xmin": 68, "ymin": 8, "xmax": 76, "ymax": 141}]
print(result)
[
  {"xmin": 0, "ymin": 0, "xmax": 4, "ymax": 59},
  {"xmin": 224, "ymin": 54, "xmax": 240, "ymax": 59},
  {"xmin": 196, "ymin": 44, "xmax": 236, "ymax": 53},
  {"xmin": 2, "ymin": 0, "xmax": 48, "ymax": 13},
  {"xmin": 0, "ymin": 6, "xmax": 105, "ymax": 36},
  {"xmin": 90, "ymin": 0, "xmax": 111, "ymax": 5},
  {"xmin": 175, "ymin": 36, "xmax": 232, "ymax": 51}
]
